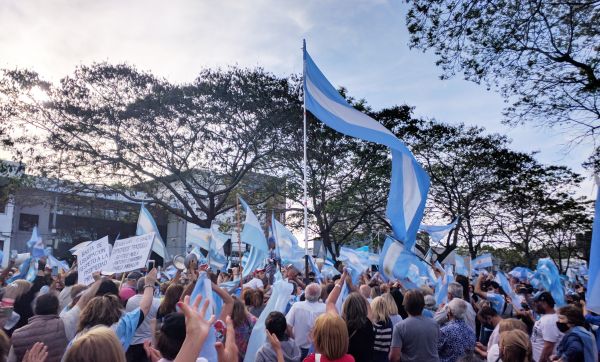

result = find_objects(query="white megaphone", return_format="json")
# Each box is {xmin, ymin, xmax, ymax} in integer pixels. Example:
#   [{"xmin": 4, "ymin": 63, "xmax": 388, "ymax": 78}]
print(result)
[{"xmin": 173, "ymin": 255, "xmax": 186, "ymax": 271}]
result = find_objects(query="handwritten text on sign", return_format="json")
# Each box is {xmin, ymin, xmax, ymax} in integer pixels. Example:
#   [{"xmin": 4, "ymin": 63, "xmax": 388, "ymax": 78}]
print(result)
[
  {"xmin": 104, "ymin": 233, "xmax": 155, "ymax": 274},
  {"xmin": 78, "ymin": 236, "xmax": 111, "ymax": 285}
]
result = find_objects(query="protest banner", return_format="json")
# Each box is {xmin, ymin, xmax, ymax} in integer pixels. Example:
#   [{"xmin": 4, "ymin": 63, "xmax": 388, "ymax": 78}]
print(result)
[
  {"xmin": 104, "ymin": 232, "xmax": 155, "ymax": 274},
  {"xmin": 77, "ymin": 236, "xmax": 111, "ymax": 285}
]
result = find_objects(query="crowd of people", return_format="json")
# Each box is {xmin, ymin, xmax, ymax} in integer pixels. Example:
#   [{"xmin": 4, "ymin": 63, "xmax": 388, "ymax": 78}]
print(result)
[{"xmin": 0, "ymin": 251, "xmax": 597, "ymax": 362}]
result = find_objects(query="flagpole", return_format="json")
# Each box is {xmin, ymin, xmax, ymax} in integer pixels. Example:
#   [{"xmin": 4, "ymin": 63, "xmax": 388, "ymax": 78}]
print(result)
[{"xmin": 302, "ymin": 39, "xmax": 309, "ymax": 278}]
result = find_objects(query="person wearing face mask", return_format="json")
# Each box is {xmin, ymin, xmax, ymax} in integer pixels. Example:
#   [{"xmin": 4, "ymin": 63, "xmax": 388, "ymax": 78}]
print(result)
[
  {"xmin": 551, "ymin": 305, "xmax": 598, "ymax": 362},
  {"xmin": 531, "ymin": 292, "xmax": 563, "ymax": 362}
]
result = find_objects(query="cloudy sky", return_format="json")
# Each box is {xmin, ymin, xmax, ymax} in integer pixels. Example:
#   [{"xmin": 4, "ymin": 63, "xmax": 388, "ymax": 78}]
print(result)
[{"xmin": 0, "ymin": 0, "xmax": 595, "ymax": 194}]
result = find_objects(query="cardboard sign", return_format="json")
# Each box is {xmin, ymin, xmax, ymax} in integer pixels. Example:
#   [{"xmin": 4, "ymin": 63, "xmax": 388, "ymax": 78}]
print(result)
[
  {"xmin": 78, "ymin": 236, "xmax": 111, "ymax": 285},
  {"xmin": 104, "ymin": 233, "xmax": 155, "ymax": 274}
]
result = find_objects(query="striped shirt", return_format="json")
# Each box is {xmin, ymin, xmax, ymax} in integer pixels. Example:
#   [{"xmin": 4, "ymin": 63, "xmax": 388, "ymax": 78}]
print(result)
[{"xmin": 373, "ymin": 318, "xmax": 394, "ymax": 353}]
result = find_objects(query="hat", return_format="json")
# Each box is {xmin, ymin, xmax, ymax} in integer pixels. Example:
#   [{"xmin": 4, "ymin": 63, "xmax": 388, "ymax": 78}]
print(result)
[
  {"xmin": 255, "ymin": 268, "xmax": 265, "ymax": 274},
  {"xmin": 127, "ymin": 271, "xmax": 143, "ymax": 281},
  {"xmin": 161, "ymin": 313, "xmax": 186, "ymax": 341},
  {"xmin": 534, "ymin": 291, "xmax": 555, "ymax": 306}
]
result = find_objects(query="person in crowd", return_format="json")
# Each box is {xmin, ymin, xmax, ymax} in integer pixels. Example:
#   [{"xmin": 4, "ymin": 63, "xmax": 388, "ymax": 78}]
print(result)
[
  {"xmin": 552, "ymin": 305, "xmax": 598, "ymax": 362},
  {"xmin": 265, "ymin": 241, "xmax": 280, "ymax": 285},
  {"xmin": 256, "ymin": 311, "xmax": 301, "ymax": 362},
  {"xmin": 243, "ymin": 269, "xmax": 266, "ymax": 290},
  {"xmin": 486, "ymin": 318, "xmax": 528, "ymax": 362},
  {"xmin": 438, "ymin": 298, "xmax": 476, "ymax": 362},
  {"xmin": 60, "ymin": 285, "xmax": 87, "ymax": 315},
  {"xmin": 582, "ymin": 301, "xmax": 600, "ymax": 361},
  {"xmin": 8, "ymin": 274, "xmax": 101, "ymax": 362},
  {"xmin": 287, "ymin": 283, "xmax": 326, "ymax": 360},
  {"xmin": 475, "ymin": 306, "xmax": 503, "ymax": 358},
  {"xmin": 125, "ymin": 276, "xmax": 162, "ymax": 362},
  {"xmin": 389, "ymin": 289, "xmax": 439, "ymax": 362},
  {"xmin": 325, "ymin": 271, "xmax": 374, "ymax": 362},
  {"xmin": 371, "ymin": 296, "xmax": 395, "ymax": 362},
  {"xmin": 2, "ymin": 260, "xmax": 49, "ymax": 335},
  {"xmin": 475, "ymin": 275, "xmax": 514, "ymax": 319},
  {"xmin": 531, "ymin": 292, "xmax": 563, "ymax": 362},
  {"xmin": 435, "ymin": 282, "xmax": 477, "ymax": 331},
  {"xmin": 58, "ymin": 272, "xmax": 78, "ymax": 311},
  {"xmin": 156, "ymin": 284, "xmax": 184, "ymax": 323},
  {"xmin": 145, "ymin": 312, "xmax": 186, "ymax": 362},
  {"xmin": 381, "ymin": 293, "xmax": 402, "ymax": 325},
  {"xmin": 63, "ymin": 326, "xmax": 126, "ymax": 362},
  {"xmin": 248, "ymin": 289, "xmax": 265, "ymax": 318},
  {"xmin": 74, "ymin": 269, "xmax": 158, "ymax": 351},
  {"xmin": 119, "ymin": 271, "xmax": 142, "ymax": 305},
  {"xmin": 232, "ymin": 296, "xmax": 257, "ymax": 362},
  {"xmin": 285, "ymin": 266, "xmax": 306, "ymax": 291},
  {"xmin": 423, "ymin": 294, "xmax": 437, "ymax": 318},
  {"xmin": 303, "ymin": 313, "xmax": 355, "ymax": 362},
  {"xmin": 0, "ymin": 330, "xmax": 9, "ymax": 362},
  {"xmin": 499, "ymin": 329, "xmax": 533, "ymax": 362}
]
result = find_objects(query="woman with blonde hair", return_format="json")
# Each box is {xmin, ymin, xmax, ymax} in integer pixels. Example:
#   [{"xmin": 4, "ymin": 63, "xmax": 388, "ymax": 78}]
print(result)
[
  {"xmin": 498, "ymin": 329, "xmax": 532, "ymax": 362},
  {"xmin": 486, "ymin": 318, "xmax": 528, "ymax": 362},
  {"xmin": 371, "ymin": 296, "xmax": 395, "ymax": 362},
  {"xmin": 303, "ymin": 313, "xmax": 355, "ymax": 362},
  {"xmin": 381, "ymin": 293, "xmax": 402, "ymax": 325},
  {"xmin": 63, "ymin": 326, "xmax": 126, "ymax": 362}
]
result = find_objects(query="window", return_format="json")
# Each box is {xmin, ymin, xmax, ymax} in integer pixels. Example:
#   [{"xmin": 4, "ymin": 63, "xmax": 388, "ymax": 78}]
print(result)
[{"xmin": 18, "ymin": 213, "xmax": 39, "ymax": 231}]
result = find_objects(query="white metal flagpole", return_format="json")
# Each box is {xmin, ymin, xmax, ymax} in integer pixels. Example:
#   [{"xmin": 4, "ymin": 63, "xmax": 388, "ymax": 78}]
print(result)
[{"xmin": 303, "ymin": 39, "xmax": 309, "ymax": 276}]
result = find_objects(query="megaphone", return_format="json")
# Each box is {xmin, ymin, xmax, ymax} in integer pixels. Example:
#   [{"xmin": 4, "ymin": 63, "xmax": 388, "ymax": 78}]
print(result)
[{"xmin": 173, "ymin": 255, "xmax": 186, "ymax": 271}]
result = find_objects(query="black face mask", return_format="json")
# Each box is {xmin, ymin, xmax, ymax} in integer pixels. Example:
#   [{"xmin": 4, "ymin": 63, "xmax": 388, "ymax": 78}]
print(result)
[{"xmin": 556, "ymin": 322, "xmax": 570, "ymax": 333}]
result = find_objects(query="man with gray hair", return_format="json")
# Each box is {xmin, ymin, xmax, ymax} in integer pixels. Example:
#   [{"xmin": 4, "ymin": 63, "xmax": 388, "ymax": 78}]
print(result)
[
  {"xmin": 286, "ymin": 283, "xmax": 326, "ymax": 360},
  {"xmin": 438, "ymin": 299, "xmax": 476, "ymax": 362},
  {"xmin": 434, "ymin": 282, "xmax": 477, "ymax": 331}
]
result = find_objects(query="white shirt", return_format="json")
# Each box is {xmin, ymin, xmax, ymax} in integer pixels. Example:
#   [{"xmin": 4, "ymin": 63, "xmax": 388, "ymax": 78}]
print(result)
[
  {"xmin": 125, "ymin": 294, "xmax": 161, "ymax": 345},
  {"xmin": 286, "ymin": 300, "xmax": 326, "ymax": 349},
  {"xmin": 531, "ymin": 313, "xmax": 563, "ymax": 362},
  {"xmin": 487, "ymin": 344, "xmax": 501, "ymax": 362},
  {"xmin": 487, "ymin": 324, "xmax": 500, "ymax": 351},
  {"xmin": 243, "ymin": 277, "xmax": 264, "ymax": 290}
]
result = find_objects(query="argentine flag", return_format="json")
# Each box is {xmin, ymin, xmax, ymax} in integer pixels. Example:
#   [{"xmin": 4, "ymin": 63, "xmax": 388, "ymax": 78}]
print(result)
[
  {"xmin": 587, "ymin": 177, "xmax": 600, "ymax": 314},
  {"xmin": 239, "ymin": 197, "xmax": 268, "ymax": 252},
  {"xmin": 471, "ymin": 253, "xmax": 493, "ymax": 269},
  {"xmin": 27, "ymin": 226, "xmax": 45, "ymax": 258},
  {"xmin": 303, "ymin": 41, "xmax": 430, "ymax": 251},
  {"xmin": 137, "ymin": 204, "xmax": 168, "ymax": 260},
  {"xmin": 419, "ymin": 218, "xmax": 459, "ymax": 244}
]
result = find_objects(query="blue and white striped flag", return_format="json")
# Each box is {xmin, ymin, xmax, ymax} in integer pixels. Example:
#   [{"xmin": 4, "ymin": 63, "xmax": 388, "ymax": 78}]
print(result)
[
  {"xmin": 27, "ymin": 226, "xmax": 45, "ymax": 258},
  {"xmin": 137, "ymin": 204, "xmax": 168, "ymax": 260},
  {"xmin": 419, "ymin": 218, "xmax": 459, "ymax": 244},
  {"xmin": 239, "ymin": 197, "xmax": 268, "ymax": 252},
  {"xmin": 587, "ymin": 177, "xmax": 600, "ymax": 314},
  {"xmin": 338, "ymin": 246, "xmax": 370, "ymax": 284},
  {"xmin": 472, "ymin": 253, "xmax": 493, "ymax": 269},
  {"xmin": 186, "ymin": 226, "xmax": 212, "ymax": 250},
  {"xmin": 303, "ymin": 42, "xmax": 430, "ymax": 251}
]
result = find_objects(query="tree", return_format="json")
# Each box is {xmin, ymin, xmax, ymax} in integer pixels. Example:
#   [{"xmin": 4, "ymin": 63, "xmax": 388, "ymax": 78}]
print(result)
[
  {"xmin": 405, "ymin": 1, "xmax": 600, "ymax": 149},
  {"xmin": 0, "ymin": 64, "xmax": 299, "ymax": 228}
]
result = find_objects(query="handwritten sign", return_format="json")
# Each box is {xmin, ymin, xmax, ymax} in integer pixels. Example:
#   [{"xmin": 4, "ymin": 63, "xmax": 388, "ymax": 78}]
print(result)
[
  {"xmin": 104, "ymin": 233, "xmax": 155, "ymax": 274},
  {"xmin": 78, "ymin": 236, "xmax": 111, "ymax": 285}
]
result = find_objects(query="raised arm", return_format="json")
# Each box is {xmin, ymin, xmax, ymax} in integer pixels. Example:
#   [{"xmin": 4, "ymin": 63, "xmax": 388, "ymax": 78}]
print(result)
[
  {"xmin": 211, "ymin": 282, "xmax": 234, "ymax": 322},
  {"xmin": 139, "ymin": 268, "xmax": 158, "ymax": 316},
  {"xmin": 474, "ymin": 274, "xmax": 488, "ymax": 299},
  {"xmin": 75, "ymin": 275, "xmax": 103, "ymax": 309},
  {"xmin": 325, "ymin": 270, "xmax": 347, "ymax": 316}
]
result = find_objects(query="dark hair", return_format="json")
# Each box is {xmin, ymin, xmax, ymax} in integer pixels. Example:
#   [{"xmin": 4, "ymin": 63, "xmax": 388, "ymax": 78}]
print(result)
[
  {"xmin": 390, "ymin": 288, "xmax": 407, "ymax": 319},
  {"xmin": 253, "ymin": 289, "xmax": 264, "ymax": 308},
  {"xmin": 265, "ymin": 311, "xmax": 288, "ymax": 341},
  {"xmin": 157, "ymin": 313, "xmax": 186, "ymax": 360},
  {"xmin": 35, "ymin": 293, "xmax": 59, "ymax": 315},
  {"xmin": 96, "ymin": 279, "xmax": 119, "ymax": 297},
  {"xmin": 455, "ymin": 275, "xmax": 470, "ymax": 301},
  {"xmin": 65, "ymin": 272, "xmax": 78, "ymax": 287},
  {"xmin": 535, "ymin": 292, "xmax": 555, "ymax": 308},
  {"xmin": 342, "ymin": 292, "xmax": 370, "ymax": 331},
  {"xmin": 477, "ymin": 306, "xmax": 498, "ymax": 320},
  {"xmin": 242, "ymin": 289, "xmax": 256, "ymax": 306},
  {"xmin": 558, "ymin": 305, "xmax": 586, "ymax": 327},
  {"xmin": 403, "ymin": 290, "xmax": 425, "ymax": 316},
  {"xmin": 78, "ymin": 294, "xmax": 123, "ymax": 332}
]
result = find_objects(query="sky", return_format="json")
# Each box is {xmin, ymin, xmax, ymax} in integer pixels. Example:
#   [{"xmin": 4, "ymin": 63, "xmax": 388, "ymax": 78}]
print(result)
[{"xmin": 0, "ymin": 0, "xmax": 595, "ymax": 196}]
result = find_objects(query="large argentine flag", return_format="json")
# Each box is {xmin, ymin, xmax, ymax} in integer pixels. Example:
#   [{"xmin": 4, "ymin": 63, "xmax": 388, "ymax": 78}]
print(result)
[
  {"xmin": 303, "ymin": 42, "xmax": 430, "ymax": 250},
  {"xmin": 239, "ymin": 197, "xmax": 268, "ymax": 252},
  {"xmin": 587, "ymin": 177, "xmax": 600, "ymax": 313},
  {"xmin": 137, "ymin": 204, "xmax": 168, "ymax": 260}
]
